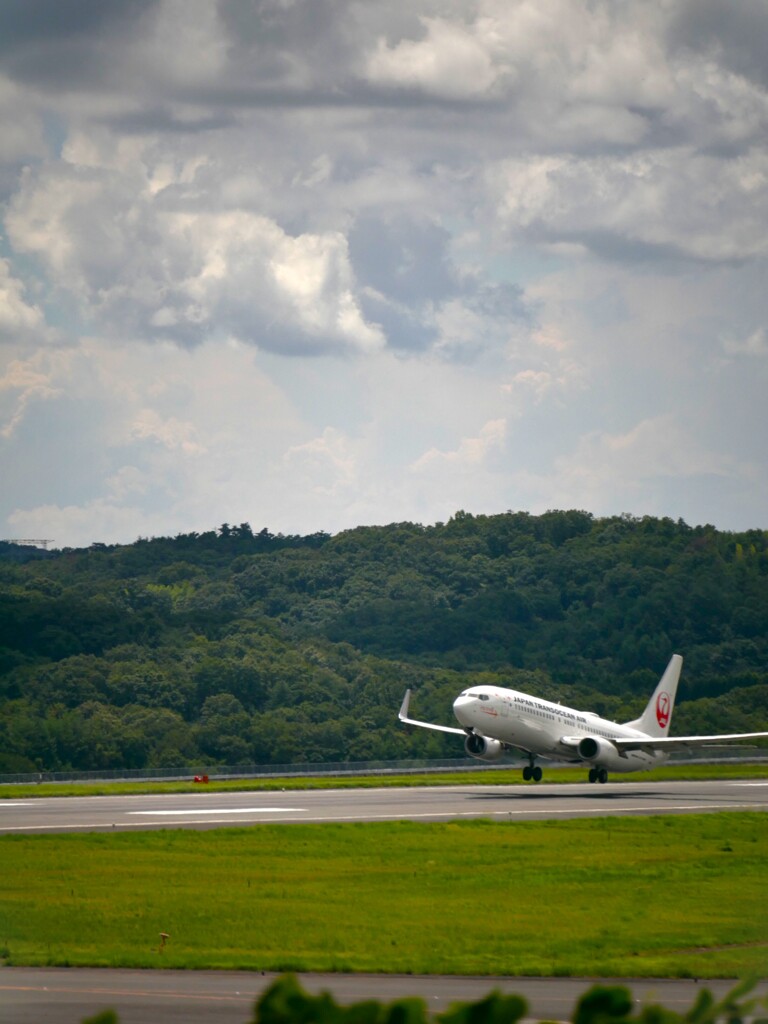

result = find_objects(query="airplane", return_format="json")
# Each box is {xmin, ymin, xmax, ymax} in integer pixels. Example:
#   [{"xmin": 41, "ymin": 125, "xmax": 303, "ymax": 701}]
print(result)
[{"xmin": 398, "ymin": 654, "xmax": 768, "ymax": 783}]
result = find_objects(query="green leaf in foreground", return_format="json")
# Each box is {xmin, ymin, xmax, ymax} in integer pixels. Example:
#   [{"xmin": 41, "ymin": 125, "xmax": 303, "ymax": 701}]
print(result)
[
  {"xmin": 246, "ymin": 977, "xmax": 768, "ymax": 1024},
  {"xmin": 254, "ymin": 972, "xmax": 428, "ymax": 1024}
]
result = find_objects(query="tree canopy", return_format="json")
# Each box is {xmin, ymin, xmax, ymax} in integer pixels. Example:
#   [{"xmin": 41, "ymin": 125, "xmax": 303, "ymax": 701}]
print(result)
[{"xmin": 1, "ymin": 511, "xmax": 766, "ymax": 773}]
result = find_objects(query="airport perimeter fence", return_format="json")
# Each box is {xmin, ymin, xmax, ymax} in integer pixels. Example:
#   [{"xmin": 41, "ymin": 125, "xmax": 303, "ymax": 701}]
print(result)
[
  {"xmin": 1, "ymin": 748, "xmax": 766, "ymax": 786},
  {"xmin": 2, "ymin": 757, "xmax": 487, "ymax": 786}
]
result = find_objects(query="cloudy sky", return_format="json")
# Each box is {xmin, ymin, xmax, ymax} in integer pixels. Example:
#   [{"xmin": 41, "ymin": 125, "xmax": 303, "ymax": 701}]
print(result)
[{"xmin": 1, "ymin": 0, "xmax": 766, "ymax": 548}]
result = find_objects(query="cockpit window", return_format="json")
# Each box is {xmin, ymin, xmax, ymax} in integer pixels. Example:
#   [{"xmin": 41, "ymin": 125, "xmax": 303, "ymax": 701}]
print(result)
[{"xmin": 467, "ymin": 692, "xmax": 490, "ymax": 700}]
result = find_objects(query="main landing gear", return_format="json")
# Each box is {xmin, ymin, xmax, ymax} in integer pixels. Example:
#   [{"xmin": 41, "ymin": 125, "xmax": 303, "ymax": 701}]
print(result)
[
  {"xmin": 588, "ymin": 767, "xmax": 609, "ymax": 784},
  {"xmin": 522, "ymin": 757, "xmax": 542, "ymax": 782}
]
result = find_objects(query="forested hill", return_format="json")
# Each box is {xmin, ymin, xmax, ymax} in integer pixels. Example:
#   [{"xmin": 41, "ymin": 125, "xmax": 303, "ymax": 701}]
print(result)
[{"xmin": 1, "ymin": 511, "xmax": 767, "ymax": 774}]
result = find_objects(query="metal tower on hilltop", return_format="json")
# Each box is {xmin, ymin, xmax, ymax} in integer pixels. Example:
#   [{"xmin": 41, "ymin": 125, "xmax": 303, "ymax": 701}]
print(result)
[{"xmin": 1, "ymin": 539, "xmax": 55, "ymax": 550}]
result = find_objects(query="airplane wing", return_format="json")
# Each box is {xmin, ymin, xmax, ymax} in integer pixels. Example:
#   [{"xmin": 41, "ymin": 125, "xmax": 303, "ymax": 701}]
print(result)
[
  {"xmin": 614, "ymin": 731, "xmax": 768, "ymax": 752},
  {"xmin": 398, "ymin": 689, "xmax": 467, "ymax": 736}
]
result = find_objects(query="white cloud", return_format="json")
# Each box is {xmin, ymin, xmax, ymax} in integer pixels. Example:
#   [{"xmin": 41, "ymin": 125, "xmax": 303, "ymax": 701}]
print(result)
[
  {"xmin": 507, "ymin": 414, "xmax": 745, "ymax": 524},
  {"xmin": 503, "ymin": 369, "xmax": 557, "ymax": 402},
  {"xmin": 411, "ymin": 417, "xmax": 507, "ymax": 473},
  {"xmin": 5, "ymin": 499, "xmax": 156, "ymax": 550},
  {"xmin": 284, "ymin": 427, "xmax": 359, "ymax": 498},
  {"xmin": 399, "ymin": 418, "xmax": 510, "ymax": 524},
  {"xmin": 487, "ymin": 149, "xmax": 768, "ymax": 262},
  {"xmin": 723, "ymin": 327, "xmax": 768, "ymax": 357},
  {"xmin": 6, "ymin": 156, "xmax": 385, "ymax": 355},
  {"xmin": 0, "ymin": 353, "xmax": 61, "ymax": 438},
  {"xmin": 0, "ymin": 259, "xmax": 48, "ymax": 344},
  {"xmin": 0, "ymin": 74, "xmax": 47, "ymax": 164},
  {"xmin": 569, "ymin": 415, "xmax": 732, "ymax": 482},
  {"xmin": 1, "ymin": 337, "xmax": 311, "ymax": 543},
  {"xmin": 129, "ymin": 409, "xmax": 207, "ymax": 455},
  {"xmin": 366, "ymin": 17, "xmax": 504, "ymax": 99},
  {"xmin": 1, "ymin": 0, "xmax": 767, "ymax": 544},
  {"xmin": 135, "ymin": 0, "xmax": 229, "ymax": 89},
  {"xmin": 432, "ymin": 299, "xmax": 492, "ymax": 358}
]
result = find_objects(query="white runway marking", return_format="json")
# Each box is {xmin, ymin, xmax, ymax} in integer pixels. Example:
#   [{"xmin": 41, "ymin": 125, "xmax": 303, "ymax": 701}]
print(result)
[
  {"xmin": 128, "ymin": 807, "xmax": 306, "ymax": 816},
  {"xmin": 128, "ymin": 801, "xmax": 757, "ymax": 822},
  {"xmin": 0, "ymin": 801, "xmax": 762, "ymax": 832}
]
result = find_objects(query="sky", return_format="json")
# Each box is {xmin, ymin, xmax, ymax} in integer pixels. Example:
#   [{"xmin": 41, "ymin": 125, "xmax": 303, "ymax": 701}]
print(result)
[{"xmin": 1, "ymin": 0, "xmax": 767, "ymax": 549}]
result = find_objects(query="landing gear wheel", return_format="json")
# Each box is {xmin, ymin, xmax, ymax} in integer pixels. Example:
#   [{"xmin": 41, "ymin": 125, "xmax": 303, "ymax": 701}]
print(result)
[
  {"xmin": 532, "ymin": 766, "xmax": 543, "ymax": 782},
  {"xmin": 522, "ymin": 765, "xmax": 532, "ymax": 781},
  {"xmin": 588, "ymin": 768, "xmax": 598, "ymax": 783},
  {"xmin": 598, "ymin": 768, "xmax": 608, "ymax": 784}
]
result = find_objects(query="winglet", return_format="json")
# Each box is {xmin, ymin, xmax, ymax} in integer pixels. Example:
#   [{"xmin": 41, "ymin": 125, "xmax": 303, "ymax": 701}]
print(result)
[
  {"xmin": 399, "ymin": 689, "xmax": 412, "ymax": 722},
  {"xmin": 397, "ymin": 688, "xmax": 467, "ymax": 736}
]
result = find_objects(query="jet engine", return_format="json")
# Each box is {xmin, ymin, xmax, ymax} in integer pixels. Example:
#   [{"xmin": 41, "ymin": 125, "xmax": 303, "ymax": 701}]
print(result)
[
  {"xmin": 464, "ymin": 733, "xmax": 504, "ymax": 762},
  {"xmin": 577, "ymin": 736, "xmax": 624, "ymax": 768}
]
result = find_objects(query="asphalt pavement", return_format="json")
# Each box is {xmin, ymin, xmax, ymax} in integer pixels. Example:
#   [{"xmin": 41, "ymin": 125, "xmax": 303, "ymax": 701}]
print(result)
[{"xmin": 3, "ymin": 778, "xmax": 767, "ymax": 834}]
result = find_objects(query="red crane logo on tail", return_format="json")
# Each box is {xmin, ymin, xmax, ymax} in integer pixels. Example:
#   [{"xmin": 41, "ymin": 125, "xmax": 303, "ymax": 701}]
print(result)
[{"xmin": 656, "ymin": 691, "xmax": 671, "ymax": 729}]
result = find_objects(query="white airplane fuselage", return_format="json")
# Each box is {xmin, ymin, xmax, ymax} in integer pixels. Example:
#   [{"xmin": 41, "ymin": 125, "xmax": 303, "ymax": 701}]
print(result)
[
  {"xmin": 453, "ymin": 687, "xmax": 664, "ymax": 773},
  {"xmin": 399, "ymin": 654, "xmax": 768, "ymax": 782}
]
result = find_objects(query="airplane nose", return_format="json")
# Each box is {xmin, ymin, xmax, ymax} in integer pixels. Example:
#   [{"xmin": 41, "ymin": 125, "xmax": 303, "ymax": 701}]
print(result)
[{"xmin": 453, "ymin": 694, "xmax": 474, "ymax": 724}]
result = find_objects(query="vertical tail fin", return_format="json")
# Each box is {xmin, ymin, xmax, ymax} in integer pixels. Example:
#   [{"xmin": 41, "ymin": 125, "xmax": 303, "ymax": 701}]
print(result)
[{"xmin": 624, "ymin": 654, "xmax": 683, "ymax": 737}]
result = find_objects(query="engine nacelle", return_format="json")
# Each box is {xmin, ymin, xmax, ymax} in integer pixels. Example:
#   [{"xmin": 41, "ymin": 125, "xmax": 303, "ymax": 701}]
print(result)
[
  {"xmin": 464, "ymin": 733, "xmax": 504, "ymax": 762},
  {"xmin": 578, "ymin": 735, "xmax": 623, "ymax": 768}
]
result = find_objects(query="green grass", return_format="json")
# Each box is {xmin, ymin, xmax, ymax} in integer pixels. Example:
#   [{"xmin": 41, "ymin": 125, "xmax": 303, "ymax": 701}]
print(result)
[
  {"xmin": 2, "ymin": 814, "xmax": 766, "ymax": 978},
  {"xmin": 2, "ymin": 762, "xmax": 767, "ymax": 800}
]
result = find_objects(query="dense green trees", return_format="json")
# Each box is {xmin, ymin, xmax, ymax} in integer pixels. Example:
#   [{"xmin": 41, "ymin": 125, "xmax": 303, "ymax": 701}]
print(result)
[{"xmin": 1, "ymin": 511, "xmax": 767, "ymax": 773}]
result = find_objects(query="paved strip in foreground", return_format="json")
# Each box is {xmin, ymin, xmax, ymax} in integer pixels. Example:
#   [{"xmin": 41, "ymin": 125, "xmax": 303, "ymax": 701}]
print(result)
[{"xmin": 2, "ymin": 968, "xmax": 766, "ymax": 1024}]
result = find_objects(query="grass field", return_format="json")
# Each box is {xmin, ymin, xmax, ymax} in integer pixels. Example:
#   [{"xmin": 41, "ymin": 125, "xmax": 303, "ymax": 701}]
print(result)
[
  {"xmin": 2, "ymin": 762, "xmax": 767, "ymax": 800},
  {"xmin": 2, "ymin": 813, "xmax": 766, "ymax": 978}
]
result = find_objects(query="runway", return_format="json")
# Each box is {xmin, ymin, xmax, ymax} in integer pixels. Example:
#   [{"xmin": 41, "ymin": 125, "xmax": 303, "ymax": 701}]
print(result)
[
  {"xmin": 2, "ymin": 968, "xmax": 766, "ymax": 1024},
  {"xmin": 1, "ymin": 778, "xmax": 767, "ymax": 834}
]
